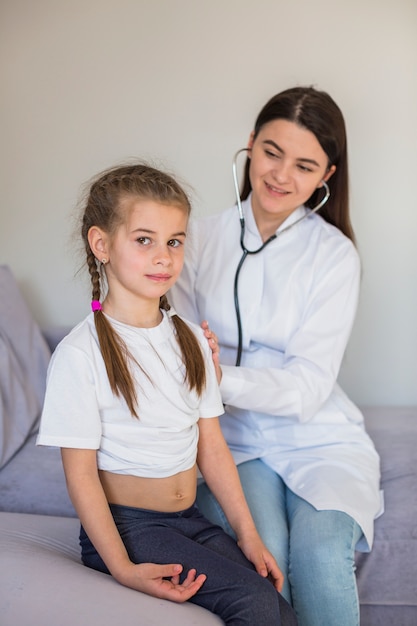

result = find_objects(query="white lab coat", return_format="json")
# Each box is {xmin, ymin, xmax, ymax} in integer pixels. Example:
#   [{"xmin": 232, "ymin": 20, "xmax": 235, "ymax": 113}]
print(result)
[{"xmin": 170, "ymin": 196, "xmax": 382, "ymax": 550}]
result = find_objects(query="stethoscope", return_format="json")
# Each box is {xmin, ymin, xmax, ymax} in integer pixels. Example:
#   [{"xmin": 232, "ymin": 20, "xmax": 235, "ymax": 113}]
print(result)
[{"xmin": 232, "ymin": 148, "xmax": 330, "ymax": 366}]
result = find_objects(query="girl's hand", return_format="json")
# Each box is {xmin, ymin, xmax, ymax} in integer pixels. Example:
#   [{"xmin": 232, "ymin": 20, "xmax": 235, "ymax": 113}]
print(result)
[
  {"xmin": 237, "ymin": 532, "xmax": 284, "ymax": 593},
  {"xmin": 117, "ymin": 562, "xmax": 207, "ymax": 602},
  {"xmin": 201, "ymin": 320, "xmax": 222, "ymax": 384}
]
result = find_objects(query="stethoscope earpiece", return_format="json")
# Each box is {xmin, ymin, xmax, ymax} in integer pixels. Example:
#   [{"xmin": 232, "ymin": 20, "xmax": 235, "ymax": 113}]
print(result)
[
  {"xmin": 317, "ymin": 180, "xmax": 330, "ymax": 209},
  {"xmin": 232, "ymin": 148, "xmax": 250, "ymax": 222}
]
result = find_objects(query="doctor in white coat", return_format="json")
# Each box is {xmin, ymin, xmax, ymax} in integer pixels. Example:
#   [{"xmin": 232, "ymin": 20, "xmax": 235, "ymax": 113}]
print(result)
[{"xmin": 169, "ymin": 86, "xmax": 382, "ymax": 626}]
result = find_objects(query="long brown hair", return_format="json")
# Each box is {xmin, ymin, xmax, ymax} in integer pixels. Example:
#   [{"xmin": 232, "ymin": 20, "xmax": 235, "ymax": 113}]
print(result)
[
  {"xmin": 80, "ymin": 163, "xmax": 206, "ymax": 417},
  {"xmin": 241, "ymin": 86, "xmax": 355, "ymax": 243}
]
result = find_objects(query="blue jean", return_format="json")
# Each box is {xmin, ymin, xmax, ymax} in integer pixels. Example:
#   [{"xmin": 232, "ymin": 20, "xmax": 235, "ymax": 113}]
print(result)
[
  {"xmin": 197, "ymin": 459, "xmax": 362, "ymax": 626},
  {"xmin": 79, "ymin": 503, "xmax": 297, "ymax": 626}
]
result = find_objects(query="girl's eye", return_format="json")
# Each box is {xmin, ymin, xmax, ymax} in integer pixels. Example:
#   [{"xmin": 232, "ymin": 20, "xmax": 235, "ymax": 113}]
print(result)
[
  {"xmin": 168, "ymin": 239, "xmax": 182, "ymax": 248},
  {"xmin": 137, "ymin": 236, "xmax": 151, "ymax": 245}
]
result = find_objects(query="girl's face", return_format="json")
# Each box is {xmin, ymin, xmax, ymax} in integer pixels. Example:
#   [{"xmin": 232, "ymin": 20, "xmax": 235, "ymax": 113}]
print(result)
[
  {"xmin": 247, "ymin": 119, "xmax": 336, "ymax": 239},
  {"xmin": 92, "ymin": 199, "xmax": 188, "ymax": 324}
]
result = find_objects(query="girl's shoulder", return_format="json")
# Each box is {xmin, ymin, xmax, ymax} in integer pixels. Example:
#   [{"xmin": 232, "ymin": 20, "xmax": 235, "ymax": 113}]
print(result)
[
  {"xmin": 52, "ymin": 314, "xmax": 98, "ymax": 357},
  {"xmin": 169, "ymin": 309, "xmax": 204, "ymax": 338},
  {"xmin": 169, "ymin": 310, "xmax": 209, "ymax": 355}
]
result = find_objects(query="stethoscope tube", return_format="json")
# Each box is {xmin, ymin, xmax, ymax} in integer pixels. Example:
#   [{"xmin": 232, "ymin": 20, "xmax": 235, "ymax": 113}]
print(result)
[
  {"xmin": 232, "ymin": 148, "xmax": 330, "ymax": 366},
  {"xmin": 234, "ymin": 220, "xmax": 277, "ymax": 366}
]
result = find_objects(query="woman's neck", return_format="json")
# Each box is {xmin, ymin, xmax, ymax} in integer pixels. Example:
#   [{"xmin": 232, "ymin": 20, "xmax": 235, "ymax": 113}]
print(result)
[
  {"xmin": 253, "ymin": 210, "xmax": 294, "ymax": 242},
  {"xmin": 250, "ymin": 195, "xmax": 298, "ymax": 242}
]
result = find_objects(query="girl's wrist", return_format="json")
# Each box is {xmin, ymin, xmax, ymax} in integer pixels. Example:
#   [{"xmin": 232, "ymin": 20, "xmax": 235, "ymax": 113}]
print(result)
[
  {"xmin": 233, "ymin": 521, "xmax": 259, "ymax": 542},
  {"xmin": 108, "ymin": 556, "xmax": 134, "ymax": 582}
]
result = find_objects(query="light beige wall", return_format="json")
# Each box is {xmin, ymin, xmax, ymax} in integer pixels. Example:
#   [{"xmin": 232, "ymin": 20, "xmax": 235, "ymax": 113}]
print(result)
[{"xmin": 1, "ymin": 0, "xmax": 416, "ymax": 405}]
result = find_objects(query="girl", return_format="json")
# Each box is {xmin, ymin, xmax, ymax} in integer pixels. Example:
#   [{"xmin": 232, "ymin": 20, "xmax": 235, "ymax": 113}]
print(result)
[
  {"xmin": 169, "ymin": 87, "xmax": 382, "ymax": 626},
  {"xmin": 37, "ymin": 163, "xmax": 296, "ymax": 626}
]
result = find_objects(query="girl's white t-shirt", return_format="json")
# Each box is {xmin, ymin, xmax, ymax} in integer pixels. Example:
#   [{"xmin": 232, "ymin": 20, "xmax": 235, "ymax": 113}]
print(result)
[{"xmin": 37, "ymin": 310, "xmax": 224, "ymax": 478}]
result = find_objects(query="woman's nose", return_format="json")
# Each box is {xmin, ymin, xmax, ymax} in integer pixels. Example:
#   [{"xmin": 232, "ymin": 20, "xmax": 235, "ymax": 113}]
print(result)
[{"xmin": 272, "ymin": 159, "xmax": 290, "ymax": 183}]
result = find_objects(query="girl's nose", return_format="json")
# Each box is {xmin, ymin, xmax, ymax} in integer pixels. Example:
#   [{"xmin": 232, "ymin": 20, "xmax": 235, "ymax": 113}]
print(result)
[{"xmin": 153, "ymin": 245, "xmax": 171, "ymax": 265}]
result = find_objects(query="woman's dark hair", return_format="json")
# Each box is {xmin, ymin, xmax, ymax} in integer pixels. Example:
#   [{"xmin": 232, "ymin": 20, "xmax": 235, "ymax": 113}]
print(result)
[
  {"xmin": 241, "ymin": 86, "xmax": 355, "ymax": 243},
  {"xmin": 80, "ymin": 163, "xmax": 206, "ymax": 417}
]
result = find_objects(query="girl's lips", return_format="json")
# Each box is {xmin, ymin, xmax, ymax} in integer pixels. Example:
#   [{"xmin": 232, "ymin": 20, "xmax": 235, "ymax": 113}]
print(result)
[{"xmin": 146, "ymin": 274, "xmax": 172, "ymax": 282}]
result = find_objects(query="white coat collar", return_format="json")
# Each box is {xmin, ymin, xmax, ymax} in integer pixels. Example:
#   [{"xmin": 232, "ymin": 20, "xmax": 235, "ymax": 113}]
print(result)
[{"xmin": 245, "ymin": 193, "xmax": 308, "ymax": 240}]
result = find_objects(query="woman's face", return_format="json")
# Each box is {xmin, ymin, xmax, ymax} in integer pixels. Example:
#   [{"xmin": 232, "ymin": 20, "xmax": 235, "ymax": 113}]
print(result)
[{"xmin": 247, "ymin": 119, "xmax": 336, "ymax": 239}]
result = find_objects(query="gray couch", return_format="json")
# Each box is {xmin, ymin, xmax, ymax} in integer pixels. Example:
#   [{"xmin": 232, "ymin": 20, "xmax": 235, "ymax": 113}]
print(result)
[{"xmin": 1, "ymin": 264, "xmax": 416, "ymax": 625}]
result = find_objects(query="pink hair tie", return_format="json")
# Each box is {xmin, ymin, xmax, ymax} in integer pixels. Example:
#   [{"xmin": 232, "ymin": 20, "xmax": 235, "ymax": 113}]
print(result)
[{"xmin": 91, "ymin": 300, "xmax": 102, "ymax": 312}]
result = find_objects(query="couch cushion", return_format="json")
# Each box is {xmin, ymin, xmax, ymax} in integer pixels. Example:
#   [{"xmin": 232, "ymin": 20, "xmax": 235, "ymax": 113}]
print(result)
[
  {"xmin": 357, "ymin": 407, "xmax": 417, "ymax": 624},
  {"xmin": 0, "ymin": 266, "xmax": 51, "ymax": 468},
  {"xmin": 0, "ymin": 432, "xmax": 76, "ymax": 516},
  {"xmin": 0, "ymin": 512, "xmax": 222, "ymax": 625}
]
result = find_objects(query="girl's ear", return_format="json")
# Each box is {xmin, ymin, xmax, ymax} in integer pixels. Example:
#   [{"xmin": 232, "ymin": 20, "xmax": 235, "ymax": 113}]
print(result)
[{"xmin": 88, "ymin": 226, "xmax": 109, "ymax": 262}]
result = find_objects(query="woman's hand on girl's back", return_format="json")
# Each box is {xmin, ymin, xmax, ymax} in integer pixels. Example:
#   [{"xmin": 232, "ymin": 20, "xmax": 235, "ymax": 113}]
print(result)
[{"xmin": 201, "ymin": 320, "xmax": 222, "ymax": 384}]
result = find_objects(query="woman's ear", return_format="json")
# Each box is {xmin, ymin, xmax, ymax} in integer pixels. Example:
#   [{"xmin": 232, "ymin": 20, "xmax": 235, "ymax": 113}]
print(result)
[
  {"xmin": 321, "ymin": 164, "xmax": 337, "ymax": 185},
  {"xmin": 247, "ymin": 131, "xmax": 255, "ymax": 153},
  {"xmin": 88, "ymin": 226, "xmax": 109, "ymax": 262}
]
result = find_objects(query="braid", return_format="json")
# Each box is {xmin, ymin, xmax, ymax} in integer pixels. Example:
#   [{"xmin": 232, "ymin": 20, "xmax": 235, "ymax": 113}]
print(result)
[
  {"xmin": 159, "ymin": 294, "xmax": 206, "ymax": 395},
  {"xmin": 86, "ymin": 249, "xmax": 101, "ymax": 302},
  {"xmin": 171, "ymin": 315, "xmax": 206, "ymax": 396},
  {"xmin": 95, "ymin": 312, "xmax": 139, "ymax": 418},
  {"xmin": 159, "ymin": 294, "xmax": 171, "ymax": 312}
]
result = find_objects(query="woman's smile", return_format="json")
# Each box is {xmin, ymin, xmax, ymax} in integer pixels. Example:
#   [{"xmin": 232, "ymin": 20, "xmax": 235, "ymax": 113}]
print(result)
[{"xmin": 264, "ymin": 181, "xmax": 290, "ymax": 196}]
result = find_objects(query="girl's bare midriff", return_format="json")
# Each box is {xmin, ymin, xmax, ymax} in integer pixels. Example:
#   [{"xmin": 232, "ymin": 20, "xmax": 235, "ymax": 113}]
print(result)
[{"xmin": 99, "ymin": 464, "xmax": 197, "ymax": 512}]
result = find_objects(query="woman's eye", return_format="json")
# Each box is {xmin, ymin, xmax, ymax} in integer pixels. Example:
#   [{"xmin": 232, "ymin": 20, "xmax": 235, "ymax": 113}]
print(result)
[
  {"xmin": 265, "ymin": 150, "xmax": 280, "ymax": 159},
  {"xmin": 297, "ymin": 164, "xmax": 313, "ymax": 173}
]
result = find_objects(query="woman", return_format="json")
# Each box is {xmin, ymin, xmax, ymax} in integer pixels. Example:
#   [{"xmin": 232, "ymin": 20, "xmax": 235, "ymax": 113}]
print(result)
[{"xmin": 169, "ymin": 86, "xmax": 382, "ymax": 626}]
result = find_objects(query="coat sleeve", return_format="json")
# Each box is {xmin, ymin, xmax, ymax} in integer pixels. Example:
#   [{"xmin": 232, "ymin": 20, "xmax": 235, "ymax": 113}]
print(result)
[{"xmin": 219, "ymin": 243, "xmax": 361, "ymax": 423}]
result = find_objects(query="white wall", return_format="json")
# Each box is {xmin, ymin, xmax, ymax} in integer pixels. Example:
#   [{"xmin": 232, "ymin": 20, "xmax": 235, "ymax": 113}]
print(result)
[{"xmin": 1, "ymin": 0, "xmax": 416, "ymax": 406}]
